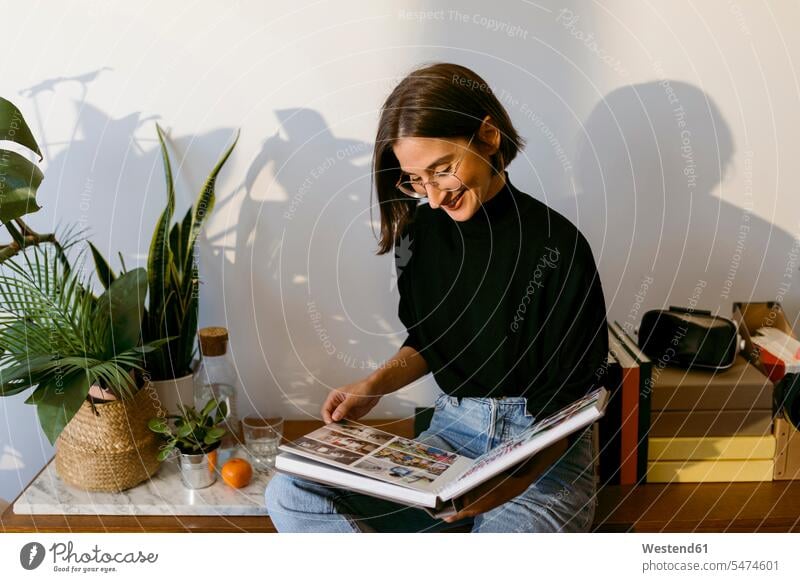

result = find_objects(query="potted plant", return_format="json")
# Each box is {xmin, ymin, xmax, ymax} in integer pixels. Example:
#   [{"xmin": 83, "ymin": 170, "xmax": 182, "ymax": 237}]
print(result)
[
  {"xmin": 89, "ymin": 123, "xmax": 239, "ymax": 415},
  {"xmin": 0, "ymin": 97, "xmax": 69, "ymax": 263},
  {"xmin": 0, "ymin": 96, "xmax": 173, "ymax": 492},
  {"xmin": 147, "ymin": 398, "xmax": 228, "ymax": 489},
  {"xmin": 0, "ymin": 244, "xmax": 170, "ymax": 492}
]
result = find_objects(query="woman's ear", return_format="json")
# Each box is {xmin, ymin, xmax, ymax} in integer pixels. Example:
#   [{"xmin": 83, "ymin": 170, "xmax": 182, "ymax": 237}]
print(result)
[{"xmin": 476, "ymin": 115, "xmax": 501, "ymax": 157}]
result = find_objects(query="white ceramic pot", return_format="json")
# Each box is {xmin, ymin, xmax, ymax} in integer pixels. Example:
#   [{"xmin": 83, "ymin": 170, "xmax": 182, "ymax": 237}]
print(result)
[{"xmin": 149, "ymin": 373, "xmax": 194, "ymax": 414}]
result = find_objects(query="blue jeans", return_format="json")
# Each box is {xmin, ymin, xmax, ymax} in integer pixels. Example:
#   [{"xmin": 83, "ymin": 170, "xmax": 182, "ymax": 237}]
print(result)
[{"xmin": 264, "ymin": 393, "xmax": 598, "ymax": 532}]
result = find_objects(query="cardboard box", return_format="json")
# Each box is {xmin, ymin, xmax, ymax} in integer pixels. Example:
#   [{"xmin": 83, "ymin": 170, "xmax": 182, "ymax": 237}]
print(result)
[
  {"xmin": 646, "ymin": 459, "xmax": 774, "ymax": 483},
  {"xmin": 732, "ymin": 301, "xmax": 800, "ymax": 480},
  {"xmin": 650, "ymin": 409, "xmax": 773, "ymax": 438},
  {"xmin": 650, "ymin": 355, "xmax": 773, "ymax": 411},
  {"xmin": 648, "ymin": 434, "xmax": 776, "ymax": 461},
  {"xmin": 773, "ymin": 413, "xmax": 800, "ymax": 480}
]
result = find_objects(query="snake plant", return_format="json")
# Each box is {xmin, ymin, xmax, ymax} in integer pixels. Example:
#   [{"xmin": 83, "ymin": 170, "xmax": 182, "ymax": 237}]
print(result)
[{"xmin": 90, "ymin": 123, "xmax": 239, "ymax": 381}]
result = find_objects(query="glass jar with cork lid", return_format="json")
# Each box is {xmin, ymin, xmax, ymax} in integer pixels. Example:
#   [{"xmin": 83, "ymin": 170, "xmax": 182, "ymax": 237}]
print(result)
[{"xmin": 193, "ymin": 326, "xmax": 241, "ymax": 455}]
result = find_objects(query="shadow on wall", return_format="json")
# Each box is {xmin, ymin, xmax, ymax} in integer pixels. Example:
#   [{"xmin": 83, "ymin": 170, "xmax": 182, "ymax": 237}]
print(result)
[
  {"xmin": 19, "ymin": 68, "xmax": 239, "ymax": 264},
  {"xmin": 0, "ymin": 70, "xmax": 243, "ymax": 502},
  {"xmin": 575, "ymin": 80, "xmax": 798, "ymax": 332},
  {"xmin": 6, "ymin": 69, "xmax": 422, "ymax": 453},
  {"xmin": 204, "ymin": 107, "xmax": 424, "ymax": 423}
]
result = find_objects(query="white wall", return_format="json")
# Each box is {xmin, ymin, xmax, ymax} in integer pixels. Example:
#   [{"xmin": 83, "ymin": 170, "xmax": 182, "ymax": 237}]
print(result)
[{"xmin": 1, "ymin": 0, "xmax": 798, "ymax": 502}]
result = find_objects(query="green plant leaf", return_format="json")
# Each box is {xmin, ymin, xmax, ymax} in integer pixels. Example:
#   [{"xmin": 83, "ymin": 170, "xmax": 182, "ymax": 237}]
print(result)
[
  {"xmin": 33, "ymin": 371, "xmax": 91, "ymax": 445},
  {"xmin": 0, "ymin": 244, "xmax": 157, "ymax": 406},
  {"xmin": 177, "ymin": 208, "xmax": 192, "ymax": 274},
  {"xmin": 215, "ymin": 400, "xmax": 228, "ymax": 422},
  {"xmin": 0, "ymin": 245, "xmax": 98, "ymax": 357},
  {"xmin": 204, "ymin": 427, "xmax": 225, "ymax": 444},
  {"xmin": 0, "ymin": 149, "xmax": 43, "ymax": 223},
  {"xmin": 186, "ymin": 129, "xmax": 239, "ymax": 257},
  {"xmin": 0, "ymin": 381, "xmax": 32, "ymax": 397},
  {"xmin": 95, "ymin": 267, "xmax": 148, "ymax": 357},
  {"xmin": 140, "ymin": 126, "xmax": 237, "ymax": 381},
  {"xmin": 88, "ymin": 242, "xmax": 117, "ymax": 291},
  {"xmin": 176, "ymin": 422, "xmax": 194, "ymax": 438},
  {"xmin": 168, "ymin": 219, "xmax": 181, "ymax": 271},
  {"xmin": 0, "ymin": 97, "xmax": 42, "ymax": 159},
  {"xmin": 129, "ymin": 339, "xmax": 170, "ymax": 355},
  {"xmin": 200, "ymin": 397, "xmax": 217, "ymax": 418},
  {"xmin": 1, "ymin": 354, "xmax": 53, "ymax": 397},
  {"xmin": 157, "ymin": 446, "xmax": 175, "ymax": 462},
  {"xmin": 146, "ymin": 124, "xmax": 176, "ymax": 328},
  {"xmin": 130, "ymin": 344, "xmax": 156, "ymax": 354},
  {"xmin": 117, "ymin": 250, "xmax": 128, "ymax": 274},
  {"xmin": 176, "ymin": 287, "xmax": 198, "ymax": 377},
  {"xmin": 147, "ymin": 417, "xmax": 170, "ymax": 434}
]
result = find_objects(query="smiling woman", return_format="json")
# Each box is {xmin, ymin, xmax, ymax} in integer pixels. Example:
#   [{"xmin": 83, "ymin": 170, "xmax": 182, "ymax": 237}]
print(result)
[
  {"xmin": 372, "ymin": 62, "xmax": 524, "ymax": 253},
  {"xmin": 265, "ymin": 62, "xmax": 609, "ymax": 533}
]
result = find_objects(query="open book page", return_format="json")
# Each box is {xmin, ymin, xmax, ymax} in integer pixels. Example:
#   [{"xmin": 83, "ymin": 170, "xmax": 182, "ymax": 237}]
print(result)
[
  {"xmin": 276, "ymin": 453, "xmax": 442, "ymax": 508},
  {"xmin": 438, "ymin": 387, "xmax": 608, "ymax": 501},
  {"xmin": 278, "ymin": 419, "xmax": 472, "ymax": 493}
]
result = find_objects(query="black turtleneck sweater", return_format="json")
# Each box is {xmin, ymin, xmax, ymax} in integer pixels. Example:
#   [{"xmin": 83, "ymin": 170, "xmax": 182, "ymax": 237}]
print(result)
[{"xmin": 396, "ymin": 173, "xmax": 608, "ymax": 444}]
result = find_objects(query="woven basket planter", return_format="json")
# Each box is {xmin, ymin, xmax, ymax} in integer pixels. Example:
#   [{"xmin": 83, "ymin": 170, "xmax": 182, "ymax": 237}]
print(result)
[{"xmin": 55, "ymin": 382, "xmax": 167, "ymax": 492}]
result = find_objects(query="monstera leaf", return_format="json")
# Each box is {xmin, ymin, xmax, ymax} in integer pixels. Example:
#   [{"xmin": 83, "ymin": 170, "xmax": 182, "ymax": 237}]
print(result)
[{"xmin": 0, "ymin": 97, "xmax": 43, "ymax": 223}]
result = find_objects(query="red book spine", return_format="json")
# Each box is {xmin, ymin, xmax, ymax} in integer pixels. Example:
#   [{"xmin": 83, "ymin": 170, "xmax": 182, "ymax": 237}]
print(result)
[{"xmin": 620, "ymin": 365, "xmax": 640, "ymax": 485}]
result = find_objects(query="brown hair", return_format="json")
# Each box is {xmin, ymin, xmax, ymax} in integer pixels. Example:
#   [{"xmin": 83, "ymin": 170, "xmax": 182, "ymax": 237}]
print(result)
[{"xmin": 372, "ymin": 62, "xmax": 524, "ymax": 254}]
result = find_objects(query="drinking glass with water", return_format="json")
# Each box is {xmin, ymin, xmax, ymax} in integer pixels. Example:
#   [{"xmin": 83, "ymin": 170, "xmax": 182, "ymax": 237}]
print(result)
[{"xmin": 243, "ymin": 416, "xmax": 284, "ymax": 471}]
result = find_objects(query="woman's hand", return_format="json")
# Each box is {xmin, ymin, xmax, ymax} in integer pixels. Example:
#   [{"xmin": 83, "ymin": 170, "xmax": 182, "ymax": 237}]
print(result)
[
  {"xmin": 321, "ymin": 379, "xmax": 382, "ymax": 423},
  {"xmin": 441, "ymin": 436, "xmax": 569, "ymax": 523},
  {"xmin": 321, "ymin": 346, "xmax": 429, "ymax": 424}
]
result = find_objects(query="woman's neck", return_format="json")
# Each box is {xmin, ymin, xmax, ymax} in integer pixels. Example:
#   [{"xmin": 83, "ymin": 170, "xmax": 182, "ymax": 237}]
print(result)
[
  {"xmin": 456, "ymin": 170, "xmax": 516, "ymax": 236},
  {"xmin": 480, "ymin": 170, "xmax": 508, "ymax": 206}
]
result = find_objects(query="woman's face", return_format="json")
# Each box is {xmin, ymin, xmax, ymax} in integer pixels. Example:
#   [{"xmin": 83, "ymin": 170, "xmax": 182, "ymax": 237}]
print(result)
[{"xmin": 392, "ymin": 136, "xmax": 502, "ymax": 221}]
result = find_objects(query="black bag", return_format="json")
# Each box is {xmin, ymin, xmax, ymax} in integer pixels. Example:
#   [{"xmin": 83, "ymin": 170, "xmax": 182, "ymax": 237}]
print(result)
[{"xmin": 638, "ymin": 306, "xmax": 739, "ymax": 370}]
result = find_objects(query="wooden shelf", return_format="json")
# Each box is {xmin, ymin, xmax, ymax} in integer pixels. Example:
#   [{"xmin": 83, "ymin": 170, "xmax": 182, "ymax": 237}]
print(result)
[
  {"xmin": 592, "ymin": 480, "xmax": 800, "ymax": 532},
  {"xmin": 3, "ymin": 418, "xmax": 799, "ymax": 533},
  {"xmin": 0, "ymin": 418, "xmax": 412, "ymax": 534}
]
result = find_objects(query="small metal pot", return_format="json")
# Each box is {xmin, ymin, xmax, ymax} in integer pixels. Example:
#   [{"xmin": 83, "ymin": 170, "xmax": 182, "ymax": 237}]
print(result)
[{"xmin": 178, "ymin": 443, "xmax": 220, "ymax": 489}]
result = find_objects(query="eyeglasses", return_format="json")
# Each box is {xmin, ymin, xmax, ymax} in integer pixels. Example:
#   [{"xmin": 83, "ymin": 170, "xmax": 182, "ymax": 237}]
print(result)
[{"xmin": 395, "ymin": 134, "xmax": 475, "ymax": 199}]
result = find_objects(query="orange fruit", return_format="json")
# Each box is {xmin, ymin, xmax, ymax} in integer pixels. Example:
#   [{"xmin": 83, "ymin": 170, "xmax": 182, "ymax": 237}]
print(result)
[
  {"xmin": 221, "ymin": 458, "xmax": 253, "ymax": 489},
  {"xmin": 207, "ymin": 449, "xmax": 218, "ymax": 475}
]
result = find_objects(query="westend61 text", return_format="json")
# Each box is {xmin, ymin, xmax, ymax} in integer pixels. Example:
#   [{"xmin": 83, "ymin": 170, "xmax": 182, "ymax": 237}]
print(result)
[{"xmin": 642, "ymin": 543, "xmax": 708, "ymax": 554}]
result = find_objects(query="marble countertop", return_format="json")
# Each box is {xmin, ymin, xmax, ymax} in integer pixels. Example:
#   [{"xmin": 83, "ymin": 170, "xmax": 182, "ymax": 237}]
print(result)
[{"xmin": 13, "ymin": 446, "xmax": 273, "ymax": 516}]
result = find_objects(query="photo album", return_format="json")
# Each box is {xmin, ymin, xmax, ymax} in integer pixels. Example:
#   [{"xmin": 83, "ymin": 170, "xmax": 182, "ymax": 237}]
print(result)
[{"xmin": 275, "ymin": 386, "xmax": 609, "ymax": 518}]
